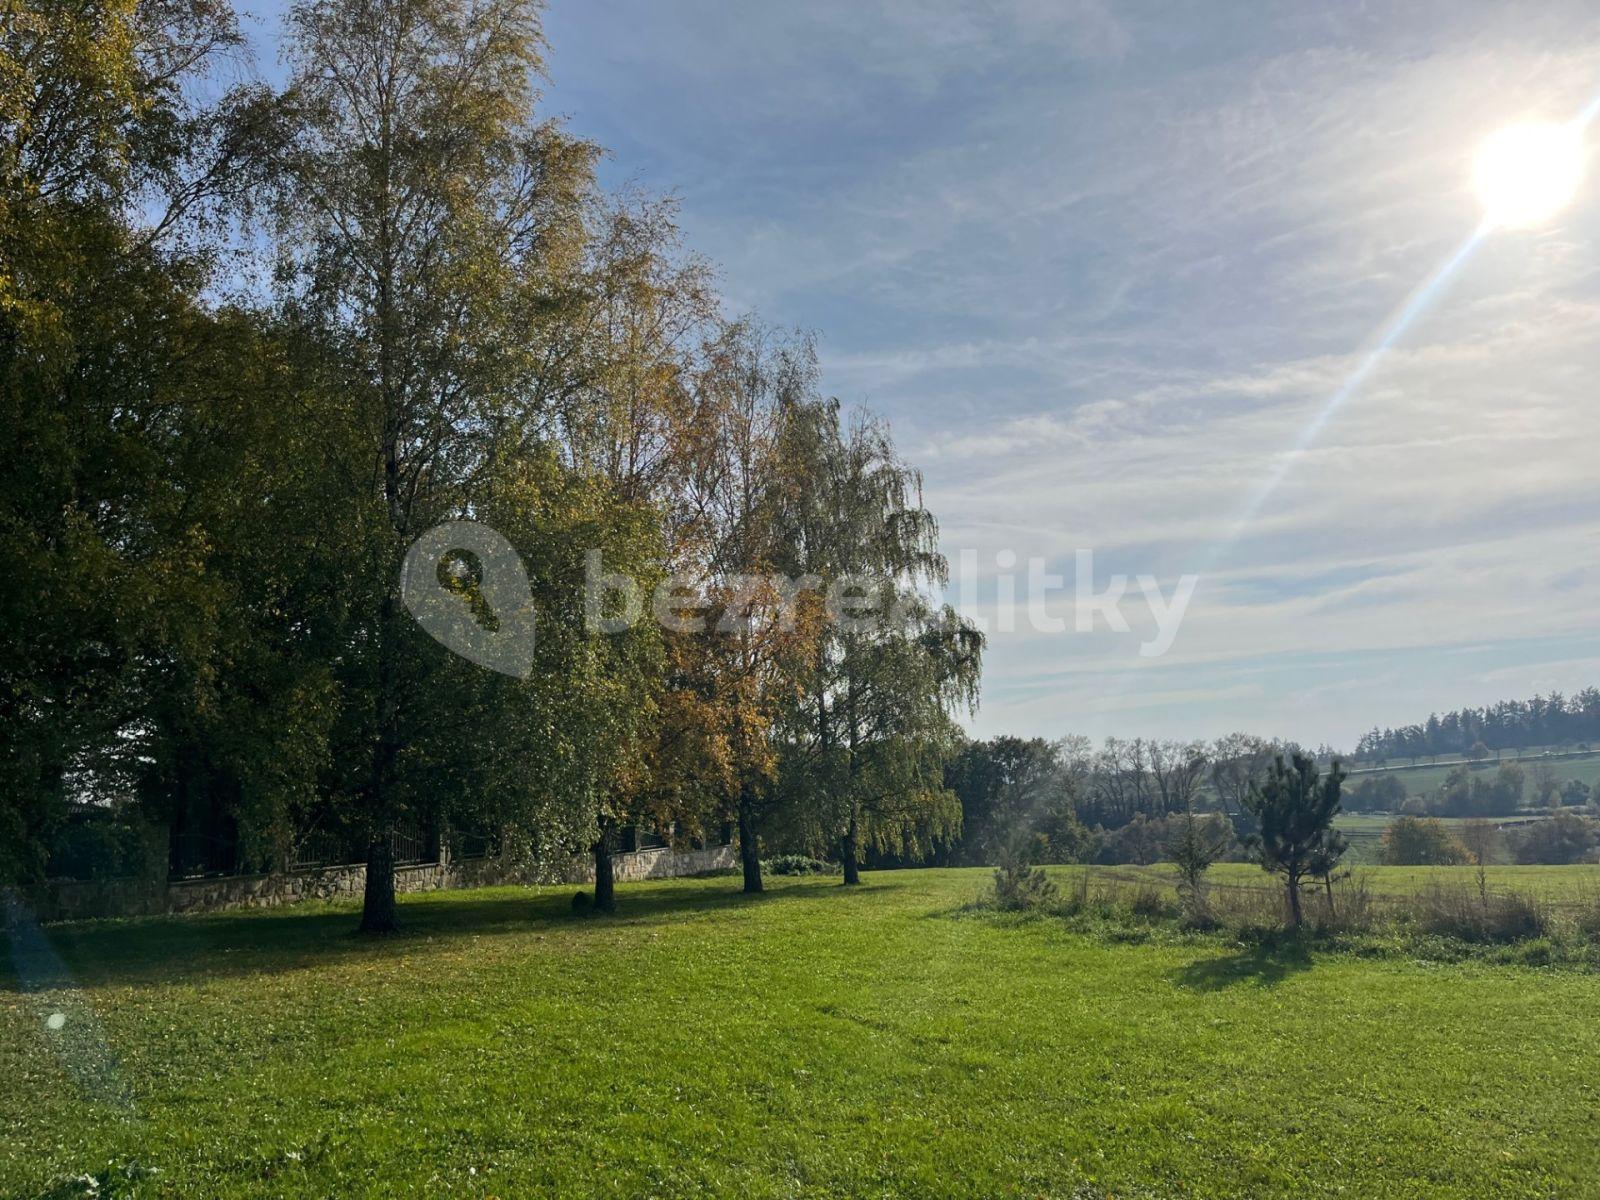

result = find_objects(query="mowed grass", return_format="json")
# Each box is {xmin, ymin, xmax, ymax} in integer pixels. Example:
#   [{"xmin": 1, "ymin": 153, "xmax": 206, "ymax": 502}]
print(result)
[{"xmin": 4, "ymin": 869, "xmax": 1600, "ymax": 1198}]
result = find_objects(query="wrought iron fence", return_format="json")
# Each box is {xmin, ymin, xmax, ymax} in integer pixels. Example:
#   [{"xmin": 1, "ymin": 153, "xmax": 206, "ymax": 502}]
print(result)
[{"xmin": 288, "ymin": 830, "xmax": 364, "ymax": 872}]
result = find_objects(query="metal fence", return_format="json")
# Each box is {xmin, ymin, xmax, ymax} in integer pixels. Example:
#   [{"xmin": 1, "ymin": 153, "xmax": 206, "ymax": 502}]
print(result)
[
  {"xmin": 288, "ymin": 830, "xmax": 364, "ymax": 872},
  {"xmin": 55, "ymin": 811, "xmax": 483, "ymax": 883}
]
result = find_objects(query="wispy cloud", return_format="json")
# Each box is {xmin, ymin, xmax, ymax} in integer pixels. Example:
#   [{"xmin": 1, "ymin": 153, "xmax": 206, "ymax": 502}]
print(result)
[{"xmin": 529, "ymin": 1, "xmax": 1600, "ymax": 744}]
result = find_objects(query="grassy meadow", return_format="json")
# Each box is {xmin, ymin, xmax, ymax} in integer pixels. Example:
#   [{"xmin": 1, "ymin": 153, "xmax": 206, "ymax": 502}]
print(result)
[
  {"xmin": 1330, "ymin": 813, "xmax": 1556, "ymax": 865},
  {"xmin": 1342, "ymin": 749, "xmax": 1600, "ymax": 799},
  {"xmin": 5, "ymin": 867, "xmax": 1600, "ymax": 1199},
  {"xmin": 1081, "ymin": 859, "xmax": 1600, "ymax": 901}
]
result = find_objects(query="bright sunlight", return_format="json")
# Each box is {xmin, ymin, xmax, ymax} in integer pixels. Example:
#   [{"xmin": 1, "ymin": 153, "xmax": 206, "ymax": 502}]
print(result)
[{"xmin": 1474, "ymin": 120, "xmax": 1587, "ymax": 229}]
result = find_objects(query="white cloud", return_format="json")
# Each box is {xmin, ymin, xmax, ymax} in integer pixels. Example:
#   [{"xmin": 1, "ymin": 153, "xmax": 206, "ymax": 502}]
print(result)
[{"xmin": 534, "ymin": 1, "xmax": 1600, "ymax": 744}]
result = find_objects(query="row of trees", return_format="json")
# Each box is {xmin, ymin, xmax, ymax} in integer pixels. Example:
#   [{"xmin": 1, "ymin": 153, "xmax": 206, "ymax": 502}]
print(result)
[
  {"xmin": 1354, "ymin": 689, "xmax": 1600, "ymax": 763},
  {"xmin": 948, "ymin": 718, "xmax": 1600, "ymax": 861},
  {"xmin": 979, "ymin": 741, "xmax": 1350, "ymax": 929},
  {"xmin": 941, "ymin": 732, "xmax": 1315, "ymax": 867},
  {"xmin": 1350, "ymin": 759, "xmax": 1598, "ymax": 817},
  {"xmin": 1, "ymin": 0, "xmax": 982, "ymax": 929}
]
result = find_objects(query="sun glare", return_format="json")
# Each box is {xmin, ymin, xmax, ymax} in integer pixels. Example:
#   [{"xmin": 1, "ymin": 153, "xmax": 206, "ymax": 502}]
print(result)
[{"xmin": 1473, "ymin": 121, "xmax": 1587, "ymax": 230}]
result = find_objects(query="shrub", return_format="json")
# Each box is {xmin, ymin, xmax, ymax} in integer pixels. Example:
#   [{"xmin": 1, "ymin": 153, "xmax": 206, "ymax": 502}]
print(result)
[
  {"xmin": 1379, "ymin": 817, "xmax": 1471, "ymax": 865},
  {"xmin": 1297, "ymin": 871, "xmax": 1379, "ymax": 935},
  {"xmin": 762, "ymin": 854, "xmax": 840, "ymax": 876},
  {"xmin": 1415, "ymin": 884, "xmax": 1551, "ymax": 943},
  {"xmin": 1576, "ymin": 894, "xmax": 1600, "ymax": 943},
  {"xmin": 1508, "ymin": 811, "xmax": 1599, "ymax": 864},
  {"xmin": 1057, "ymin": 867, "xmax": 1093, "ymax": 915},
  {"xmin": 988, "ymin": 854, "xmax": 1057, "ymax": 912},
  {"xmin": 1166, "ymin": 805, "xmax": 1232, "ymax": 900},
  {"xmin": 1177, "ymin": 896, "xmax": 1220, "ymax": 932},
  {"xmin": 1128, "ymin": 885, "xmax": 1177, "ymax": 920},
  {"xmin": 1210, "ymin": 885, "xmax": 1293, "ymax": 940}
]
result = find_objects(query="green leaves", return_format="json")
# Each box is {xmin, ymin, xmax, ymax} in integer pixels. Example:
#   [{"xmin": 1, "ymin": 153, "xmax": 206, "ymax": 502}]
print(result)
[
  {"xmin": 0, "ymin": 0, "xmax": 268, "ymax": 883},
  {"xmin": 1242, "ymin": 753, "xmax": 1348, "ymax": 923},
  {"xmin": 2, "ymin": 0, "xmax": 976, "ymax": 909}
]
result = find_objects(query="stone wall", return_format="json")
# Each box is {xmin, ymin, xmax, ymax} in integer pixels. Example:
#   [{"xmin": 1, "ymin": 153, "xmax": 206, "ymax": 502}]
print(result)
[
  {"xmin": 31, "ymin": 843, "xmax": 737, "ymax": 923},
  {"xmin": 565, "ymin": 843, "xmax": 739, "ymax": 884}
]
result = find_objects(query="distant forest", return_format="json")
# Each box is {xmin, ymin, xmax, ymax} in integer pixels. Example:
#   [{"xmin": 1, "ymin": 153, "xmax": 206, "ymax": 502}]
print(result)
[{"xmin": 1354, "ymin": 689, "xmax": 1600, "ymax": 763}]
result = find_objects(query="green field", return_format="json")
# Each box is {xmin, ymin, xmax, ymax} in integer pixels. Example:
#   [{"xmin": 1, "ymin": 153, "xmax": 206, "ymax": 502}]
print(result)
[
  {"xmin": 5, "ymin": 869, "xmax": 1600, "ymax": 1198},
  {"xmin": 1343, "ymin": 750, "xmax": 1600, "ymax": 799},
  {"xmin": 1329, "ymin": 812, "xmax": 1557, "ymax": 865},
  {"xmin": 1085, "ymin": 860, "xmax": 1600, "ymax": 900}
]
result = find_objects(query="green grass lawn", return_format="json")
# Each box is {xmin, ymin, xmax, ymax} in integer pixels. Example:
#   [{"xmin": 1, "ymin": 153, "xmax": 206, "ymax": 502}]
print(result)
[{"xmin": 5, "ymin": 869, "xmax": 1600, "ymax": 1198}]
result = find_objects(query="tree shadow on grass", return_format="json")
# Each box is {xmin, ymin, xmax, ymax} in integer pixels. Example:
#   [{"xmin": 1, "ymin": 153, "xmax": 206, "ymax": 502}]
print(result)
[
  {"xmin": 1172, "ymin": 940, "xmax": 1316, "ymax": 991},
  {"xmin": 2, "ymin": 874, "xmax": 898, "ymax": 994}
]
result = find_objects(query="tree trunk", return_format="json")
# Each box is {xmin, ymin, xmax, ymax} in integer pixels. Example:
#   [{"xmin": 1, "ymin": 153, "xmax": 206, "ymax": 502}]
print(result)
[
  {"xmin": 737, "ymin": 790, "xmax": 763, "ymax": 894},
  {"xmin": 361, "ymin": 586, "xmax": 402, "ymax": 934},
  {"xmin": 592, "ymin": 821, "xmax": 616, "ymax": 913},
  {"xmin": 1286, "ymin": 872, "xmax": 1303, "ymax": 928},
  {"xmin": 360, "ymin": 834, "xmax": 397, "ymax": 934},
  {"xmin": 841, "ymin": 667, "xmax": 861, "ymax": 886},
  {"xmin": 840, "ymin": 810, "xmax": 861, "ymax": 885}
]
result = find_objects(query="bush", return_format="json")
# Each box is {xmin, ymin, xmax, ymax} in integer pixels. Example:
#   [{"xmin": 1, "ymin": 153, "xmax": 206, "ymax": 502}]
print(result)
[
  {"xmin": 1576, "ymin": 895, "xmax": 1600, "ymax": 943},
  {"xmin": 1206, "ymin": 885, "xmax": 1291, "ymax": 940},
  {"xmin": 1507, "ymin": 812, "xmax": 1599, "ymax": 864},
  {"xmin": 1177, "ymin": 897, "xmax": 1221, "ymax": 932},
  {"xmin": 1293, "ymin": 872, "xmax": 1379, "ymax": 936},
  {"xmin": 762, "ymin": 854, "xmax": 840, "ymax": 876},
  {"xmin": 1128, "ymin": 885, "xmax": 1177, "ymax": 920},
  {"xmin": 988, "ymin": 855, "xmax": 1057, "ymax": 912},
  {"xmin": 1166, "ymin": 807, "xmax": 1233, "ymax": 896},
  {"xmin": 1415, "ymin": 884, "xmax": 1551, "ymax": 944},
  {"xmin": 1379, "ymin": 817, "xmax": 1471, "ymax": 865}
]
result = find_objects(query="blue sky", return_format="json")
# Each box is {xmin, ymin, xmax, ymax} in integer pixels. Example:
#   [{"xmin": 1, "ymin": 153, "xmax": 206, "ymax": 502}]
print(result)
[{"xmin": 241, "ymin": 1, "xmax": 1600, "ymax": 749}]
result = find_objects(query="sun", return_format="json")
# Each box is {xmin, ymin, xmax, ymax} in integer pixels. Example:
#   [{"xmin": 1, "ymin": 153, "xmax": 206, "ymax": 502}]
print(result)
[{"xmin": 1473, "ymin": 121, "xmax": 1587, "ymax": 230}]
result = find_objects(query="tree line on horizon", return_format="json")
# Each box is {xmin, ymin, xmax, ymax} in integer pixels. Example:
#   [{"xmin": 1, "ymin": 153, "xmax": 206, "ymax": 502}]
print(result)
[
  {"xmin": 1354, "ymin": 688, "xmax": 1600, "ymax": 764},
  {"xmin": 939, "ymin": 728, "xmax": 1600, "ymax": 873},
  {"xmin": 933, "ymin": 733, "xmax": 1293, "ymax": 870},
  {"xmin": 0, "ymin": 0, "xmax": 983, "ymax": 930},
  {"xmin": 968, "ymin": 736, "xmax": 1351, "ymax": 928}
]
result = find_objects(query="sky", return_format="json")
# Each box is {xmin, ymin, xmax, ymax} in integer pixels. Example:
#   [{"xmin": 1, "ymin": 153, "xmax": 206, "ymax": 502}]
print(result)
[{"xmin": 240, "ymin": 1, "xmax": 1600, "ymax": 750}]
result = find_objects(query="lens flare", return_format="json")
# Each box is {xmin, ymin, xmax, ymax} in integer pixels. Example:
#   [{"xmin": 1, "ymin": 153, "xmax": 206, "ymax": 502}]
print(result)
[{"xmin": 1474, "ymin": 121, "xmax": 1586, "ymax": 230}]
